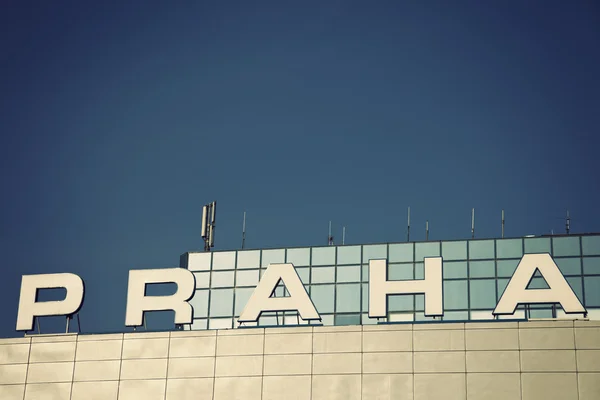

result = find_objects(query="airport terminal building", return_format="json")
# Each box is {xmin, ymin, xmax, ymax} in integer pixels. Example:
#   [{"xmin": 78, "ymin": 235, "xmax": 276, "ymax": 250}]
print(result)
[{"xmin": 1, "ymin": 233, "xmax": 600, "ymax": 399}]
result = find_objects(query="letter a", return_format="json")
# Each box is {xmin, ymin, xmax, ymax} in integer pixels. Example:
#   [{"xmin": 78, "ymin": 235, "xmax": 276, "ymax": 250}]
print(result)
[{"xmin": 238, "ymin": 263, "xmax": 320, "ymax": 323}]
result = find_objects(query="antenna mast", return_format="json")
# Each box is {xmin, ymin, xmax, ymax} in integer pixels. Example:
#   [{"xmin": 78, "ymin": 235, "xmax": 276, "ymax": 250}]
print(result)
[
  {"xmin": 471, "ymin": 208, "xmax": 475, "ymax": 239},
  {"xmin": 342, "ymin": 226, "xmax": 346, "ymax": 245},
  {"xmin": 241, "ymin": 211, "xmax": 246, "ymax": 249},
  {"xmin": 201, "ymin": 201, "xmax": 217, "ymax": 251},
  {"xmin": 425, "ymin": 220, "xmax": 429, "ymax": 241},
  {"xmin": 501, "ymin": 209, "xmax": 505, "ymax": 239},
  {"xmin": 328, "ymin": 221, "xmax": 334, "ymax": 246},
  {"xmin": 566, "ymin": 210, "xmax": 570, "ymax": 234},
  {"xmin": 407, "ymin": 206, "xmax": 411, "ymax": 242}
]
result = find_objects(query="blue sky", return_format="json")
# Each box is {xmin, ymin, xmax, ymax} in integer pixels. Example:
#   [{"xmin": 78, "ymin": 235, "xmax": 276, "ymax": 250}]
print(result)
[{"xmin": 1, "ymin": 1, "xmax": 599, "ymax": 337}]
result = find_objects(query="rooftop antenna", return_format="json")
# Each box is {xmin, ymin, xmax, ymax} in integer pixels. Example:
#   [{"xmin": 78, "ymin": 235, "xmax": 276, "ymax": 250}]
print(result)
[
  {"xmin": 201, "ymin": 201, "xmax": 217, "ymax": 251},
  {"xmin": 566, "ymin": 210, "xmax": 570, "ymax": 235},
  {"xmin": 241, "ymin": 211, "xmax": 246, "ymax": 249},
  {"xmin": 342, "ymin": 226, "xmax": 346, "ymax": 245},
  {"xmin": 328, "ymin": 221, "xmax": 334, "ymax": 246},
  {"xmin": 471, "ymin": 208, "xmax": 475, "ymax": 239},
  {"xmin": 501, "ymin": 209, "xmax": 505, "ymax": 239},
  {"xmin": 425, "ymin": 220, "xmax": 429, "ymax": 241},
  {"xmin": 407, "ymin": 206, "xmax": 411, "ymax": 242}
]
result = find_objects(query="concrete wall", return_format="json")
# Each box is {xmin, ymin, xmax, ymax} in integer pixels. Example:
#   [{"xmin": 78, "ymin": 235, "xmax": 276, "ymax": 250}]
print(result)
[{"xmin": 1, "ymin": 320, "xmax": 599, "ymax": 400}]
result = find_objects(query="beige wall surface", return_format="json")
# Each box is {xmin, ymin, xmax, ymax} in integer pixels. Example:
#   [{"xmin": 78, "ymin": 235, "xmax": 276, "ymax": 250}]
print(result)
[{"xmin": 1, "ymin": 320, "xmax": 599, "ymax": 400}]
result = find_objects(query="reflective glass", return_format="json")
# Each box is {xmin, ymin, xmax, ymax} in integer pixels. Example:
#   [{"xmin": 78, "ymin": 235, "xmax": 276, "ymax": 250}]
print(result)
[
  {"xmin": 209, "ymin": 318, "xmax": 232, "ymax": 329},
  {"xmin": 496, "ymin": 239, "xmax": 523, "ymax": 259},
  {"xmin": 528, "ymin": 278, "xmax": 548, "ymax": 289},
  {"xmin": 258, "ymin": 315, "xmax": 279, "ymax": 326},
  {"xmin": 337, "ymin": 265, "xmax": 361, "ymax": 282},
  {"xmin": 211, "ymin": 271, "xmax": 234, "ymax": 288},
  {"xmin": 194, "ymin": 272, "xmax": 210, "ymax": 289},
  {"xmin": 497, "ymin": 260, "xmax": 519, "ymax": 278},
  {"xmin": 469, "ymin": 261, "xmax": 495, "ymax": 278},
  {"xmin": 470, "ymin": 280, "xmax": 497, "ymax": 309},
  {"xmin": 442, "ymin": 311, "xmax": 468, "ymax": 321},
  {"xmin": 362, "ymin": 264, "xmax": 369, "ymax": 282},
  {"xmin": 320, "ymin": 314, "xmax": 334, "ymax": 326},
  {"xmin": 311, "ymin": 267, "xmax": 335, "ymax": 283},
  {"xmin": 191, "ymin": 319, "xmax": 208, "ymax": 330},
  {"xmin": 584, "ymin": 277, "xmax": 600, "ymax": 307},
  {"xmin": 442, "ymin": 241, "xmax": 467, "ymax": 260},
  {"xmin": 286, "ymin": 248, "xmax": 310, "ymax": 266},
  {"xmin": 212, "ymin": 252, "xmax": 236, "ymax": 270},
  {"xmin": 336, "ymin": 284, "xmax": 361, "ymax": 312},
  {"xmin": 311, "ymin": 284, "xmax": 335, "ymax": 313},
  {"xmin": 524, "ymin": 237, "xmax": 551, "ymax": 254},
  {"xmin": 389, "ymin": 243, "xmax": 414, "ymax": 262},
  {"xmin": 389, "ymin": 263, "xmax": 413, "ymax": 280},
  {"xmin": 210, "ymin": 289, "xmax": 234, "ymax": 317},
  {"xmin": 363, "ymin": 244, "xmax": 387, "ymax": 263},
  {"xmin": 296, "ymin": 268, "xmax": 309, "ymax": 284},
  {"xmin": 234, "ymin": 287, "xmax": 254, "ymax": 315},
  {"xmin": 555, "ymin": 258, "xmax": 581, "ymax": 276},
  {"xmin": 553, "ymin": 237, "xmax": 580, "ymax": 257},
  {"xmin": 583, "ymin": 257, "xmax": 600, "ymax": 274},
  {"xmin": 529, "ymin": 309, "xmax": 553, "ymax": 319},
  {"xmin": 444, "ymin": 262, "xmax": 467, "ymax": 279},
  {"xmin": 187, "ymin": 253, "xmax": 211, "ymax": 271},
  {"xmin": 312, "ymin": 247, "xmax": 335, "ymax": 266},
  {"xmin": 337, "ymin": 246, "xmax": 361, "ymax": 265},
  {"xmin": 261, "ymin": 249, "xmax": 285, "ymax": 267},
  {"xmin": 190, "ymin": 290, "xmax": 209, "ymax": 318},
  {"xmin": 335, "ymin": 314, "xmax": 361, "ymax": 326},
  {"xmin": 566, "ymin": 277, "xmax": 584, "ymax": 303},
  {"xmin": 582, "ymin": 236, "xmax": 600, "ymax": 256},
  {"xmin": 388, "ymin": 294, "xmax": 413, "ymax": 312},
  {"xmin": 237, "ymin": 250, "xmax": 260, "ymax": 269},
  {"xmin": 362, "ymin": 283, "xmax": 369, "ymax": 312},
  {"xmin": 415, "ymin": 263, "xmax": 424, "ymax": 279},
  {"xmin": 443, "ymin": 280, "xmax": 468, "ymax": 310},
  {"xmin": 415, "ymin": 313, "xmax": 436, "ymax": 321},
  {"xmin": 415, "ymin": 294, "xmax": 424, "ymax": 311},
  {"xmin": 497, "ymin": 279, "xmax": 510, "ymax": 301},
  {"xmin": 362, "ymin": 313, "xmax": 377, "ymax": 325},
  {"xmin": 469, "ymin": 240, "xmax": 494, "ymax": 260},
  {"xmin": 415, "ymin": 242, "xmax": 440, "ymax": 261},
  {"xmin": 236, "ymin": 270, "xmax": 259, "ymax": 287}
]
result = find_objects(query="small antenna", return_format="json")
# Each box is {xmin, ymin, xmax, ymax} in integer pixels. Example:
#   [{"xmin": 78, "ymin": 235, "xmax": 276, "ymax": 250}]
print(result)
[
  {"xmin": 407, "ymin": 206, "xmax": 411, "ymax": 242},
  {"xmin": 501, "ymin": 209, "xmax": 505, "ymax": 239},
  {"xmin": 566, "ymin": 209, "xmax": 570, "ymax": 235},
  {"xmin": 241, "ymin": 211, "xmax": 246, "ymax": 249},
  {"xmin": 342, "ymin": 226, "xmax": 346, "ymax": 245},
  {"xmin": 471, "ymin": 208, "xmax": 475, "ymax": 239},
  {"xmin": 425, "ymin": 220, "xmax": 429, "ymax": 241},
  {"xmin": 201, "ymin": 201, "xmax": 217, "ymax": 251},
  {"xmin": 328, "ymin": 221, "xmax": 334, "ymax": 246}
]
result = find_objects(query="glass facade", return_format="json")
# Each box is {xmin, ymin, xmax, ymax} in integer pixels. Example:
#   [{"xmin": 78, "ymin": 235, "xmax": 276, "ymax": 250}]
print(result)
[{"xmin": 182, "ymin": 234, "xmax": 600, "ymax": 329}]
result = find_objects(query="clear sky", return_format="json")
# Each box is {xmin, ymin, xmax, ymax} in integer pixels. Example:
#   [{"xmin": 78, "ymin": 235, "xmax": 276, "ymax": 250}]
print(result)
[{"xmin": 1, "ymin": 1, "xmax": 599, "ymax": 338}]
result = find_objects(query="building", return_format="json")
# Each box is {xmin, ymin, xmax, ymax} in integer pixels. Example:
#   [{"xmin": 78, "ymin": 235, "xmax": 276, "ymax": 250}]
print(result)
[{"xmin": 1, "ymin": 233, "xmax": 600, "ymax": 399}]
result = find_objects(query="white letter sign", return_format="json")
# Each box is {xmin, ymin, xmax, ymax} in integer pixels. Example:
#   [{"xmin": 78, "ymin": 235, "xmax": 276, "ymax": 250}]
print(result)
[
  {"xmin": 125, "ymin": 268, "xmax": 196, "ymax": 326},
  {"xmin": 239, "ymin": 263, "xmax": 320, "ymax": 323},
  {"xmin": 493, "ymin": 253, "xmax": 586, "ymax": 315},
  {"xmin": 16, "ymin": 273, "xmax": 84, "ymax": 331},
  {"xmin": 369, "ymin": 258, "xmax": 443, "ymax": 318}
]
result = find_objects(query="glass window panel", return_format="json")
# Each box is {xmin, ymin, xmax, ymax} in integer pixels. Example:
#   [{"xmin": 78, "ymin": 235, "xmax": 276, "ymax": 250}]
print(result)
[
  {"xmin": 258, "ymin": 315, "xmax": 279, "ymax": 326},
  {"xmin": 389, "ymin": 243, "xmax": 414, "ymax": 262},
  {"xmin": 583, "ymin": 257, "xmax": 600, "ymax": 274},
  {"xmin": 190, "ymin": 290, "xmax": 209, "ymax": 318},
  {"xmin": 388, "ymin": 313, "xmax": 415, "ymax": 322},
  {"xmin": 566, "ymin": 277, "xmax": 584, "ymax": 303},
  {"xmin": 469, "ymin": 261, "xmax": 495, "ymax": 278},
  {"xmin": 187, "ymin": 253, "xmax": 211, "ymax": 271},
  {"xmin": 444, "ymin": 280, "xmax": 468, "ymax": 310},
  {"xmin": 389, "ymin": 263, "xmax": 413, "ymax": 280},
  {"xmin": 261, "ymin": 249, "xmax": 285, "ymax": 267},
  {"xmin": 362, "ymin": 313, "xmax": 378, "ymax": 325},
  {"xmin": 335, "ymin": 313, "xmax": 361, "ymax": 326},
  {"xmin": 362, "ymin": 283, "xmax": 369, "ymax": 312},
  {"xmin": 524, "ymin": 237, "xmax": 551, "ymax": 254},
  {"xmin": 311, "ymin": 247, "xmax": 335, "ymax": 266},
  {"xmin": 337, "ymin": 265, "xmax": 361, "ymax": 282},
  {"xmin": 529, "ymin": 309, "xmax": 553, "ymax": 319},
  {"xmin": 496, "ymin": 239, "xmax": 523, "ymax": 259},
  {"xmin": 388, "ymin": 294, "xmax": 413, "ymax": 312},
  {"xmin": 362, "ymin": 264, "xmax": 369, "ymax": 282},
  {"xmin": 237, "ymin": 250, "xmax": 260, "ymax": 269},
  {"xmin": 296, "ymin": 268, "xmax": 309, "ymax": 284},
  {"xmin": 553, "ymin": 237, "xmax": 580, "ymax": 257},
  {"xmin": 211, "ymin": 271, "xmax": 234, "ymax": 288},
  {"xmin": 528, "ymin": 277, "xmax": 548, "ymax": 289},
  {"xmin": 311, "ymin": 284, "xmax": 335, "ymax": 313},
  {"xmin": 497, "ymin": 260, "xmax": 520, "ymax": 278},
  {"xmin": 234, "ymin": 287, "xmax": 254, "ymax": 315},
  {"xmin": 442, "ymin": 241, "xmax": 467, "ymax": 260},
  {"xmin": 470, "ymin": 280, "xmax": 497, "ymax": 309},
  {"xmin": 498, "ymin": 309, "xmax": 525, "ymax": 320},
  {"xmin": 415, "ymin": 294, "xmax": 424, "ymax": 311},
  {"xmin": 210, "ymin": 289, "xmax": 234, "ymax": 317},
  {"xmin": 442, "ymin": 311, "xmax": 468, "ymax": 321},
  {"xmin": 584, "ymin": 277, "xmax": 600, "ymax": 307},
  {"xmin": 415, "ymin": 242, "xmax": 440, "ymax": 262},
  {"xmin": 555, "ymin": 258, "xmax": 582, "ymax": 276},
  {"xmin": 582, "ymin": 236, "xmax": 600, "ymax": 256},
  {"xmin": 284, "ymin": 314, "xmax": 307, "ymax": 326},
  {"xmin": 337, "ymin": 246, "xmax": 361, "ymax": 265},
  {"xmin": 286, "ymin": 248, "xmax": 310, "ymax": 266},
  {"xmin": 190, "ymin": 319, "xmax": 207, "ymax": 330},
  {"xmin": 209, "ymin": 318, "xmax": 232, "ymax": 330},
  {"xmin": 236, "ymin": 270, "xmax": 258, "ymax": 287},
  {"xmin": 311, "ymin": 267, "xmax": 335, "ymax": 283},
  {"xmin": 212, "ymin": 252, "xmax": 236, "ymax": 270},
  {"xmin": 415, "ymin": 313, "xmax": 437, "ymax": 322},
  {"xmin": 320, "ymin": 314, "xmax": 334, "ymax": 326},
  {"xmin": 470, "ymin": 310, "xmax": 495, "ymax": 320},
  {"xmin": 363, "ymin": 244, "xmax": 387, "ymax": 263},
  {"xmin": 469, "ymin": 240, "xmax": 494, "ymax": 260},
  {"xmin": 194, "ymin": 272, "xmax": 210, "ymax": 289},
  {"xmin": 336, "ymin": 284, "xmax": 361, "ymax": 312},
  {"xmin": 415, "ymin": 263, "xmax": 424, "ymax": 279},
  {"xmin": 444, "ymin": 262, "xmax": 467, "ymax": 279},
  {"xmin": 497, "ymin": 279, "xmax": 510, "ymax": 301}
]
